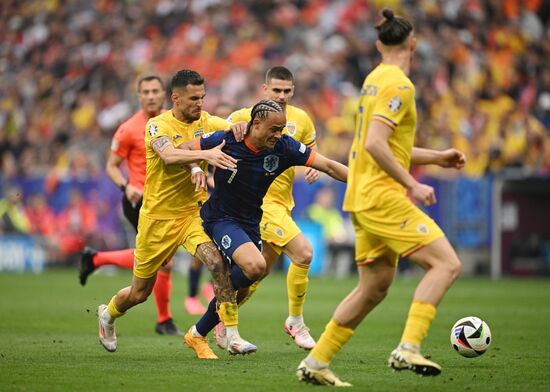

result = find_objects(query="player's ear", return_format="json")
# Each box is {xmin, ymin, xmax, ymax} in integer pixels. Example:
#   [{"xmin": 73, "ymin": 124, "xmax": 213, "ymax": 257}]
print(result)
[
  {"xmin": 409, "ymin": 35, "xmax": 417, "ymax": 53},
  {"xmin": 251, "ymin": 117, "xmax": 260, "ymax": 131}
]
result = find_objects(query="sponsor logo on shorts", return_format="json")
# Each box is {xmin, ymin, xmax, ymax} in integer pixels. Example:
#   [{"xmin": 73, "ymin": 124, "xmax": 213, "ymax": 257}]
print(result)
[
  {"xmin": 416, "ymin": 223, "xmax": 429, "ymax": 235},
  {"xmin": 221, "ymin": 235, "xmax": 232, "ymax": 249},
  {"xmin": 400, "ymin": 219, "xmax": 408, "ymax": 230}
]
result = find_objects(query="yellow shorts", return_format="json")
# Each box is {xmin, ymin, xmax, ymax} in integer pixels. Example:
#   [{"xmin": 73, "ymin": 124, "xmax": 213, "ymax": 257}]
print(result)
[
  {"xmin": 260, "ymin": 204, "xmax": 301, "ymax": 255},
  {"xmin": 350, "ymin": 193, "xmax": 444, "ymax": 266},
  {"xmin": 134, "ymin": 210, "xmax": 211, "ymax": 279}
]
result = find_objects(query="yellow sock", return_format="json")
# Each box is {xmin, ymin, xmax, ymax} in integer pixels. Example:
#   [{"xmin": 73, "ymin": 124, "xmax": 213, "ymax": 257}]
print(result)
[
  {"xmin": 400, "ymin": 301, "xmax": 437, "ymax": 347},
  {"xmin": 310, "ymin": 319, "xmax": 354, "ymax": 365},
  {"xmin": 238, "ymin": 280, "xmax": 261, "ymax": 307},
  {"xmin": 107, "ymin": 296, "xmax": 125, "ymax": 318},
  {"xmin": 218, "ymin": 302, "xmax": 238, "ymax": 327},
  {"xmin": 287, "ymin": 262, "xmax": 309, "ymax": 317}
]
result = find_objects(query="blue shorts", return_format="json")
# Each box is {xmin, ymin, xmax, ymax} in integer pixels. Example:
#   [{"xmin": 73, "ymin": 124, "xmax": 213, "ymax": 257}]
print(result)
[{"xmin": 202, "ymin": 218, "xmax": 262, "ymax": 262}]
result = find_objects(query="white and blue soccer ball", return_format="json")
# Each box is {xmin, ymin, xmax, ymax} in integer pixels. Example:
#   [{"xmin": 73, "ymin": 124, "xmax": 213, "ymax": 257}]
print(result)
[{"xmin": 450, "ymin": 316, "xmax": 492, "ymax": 358}]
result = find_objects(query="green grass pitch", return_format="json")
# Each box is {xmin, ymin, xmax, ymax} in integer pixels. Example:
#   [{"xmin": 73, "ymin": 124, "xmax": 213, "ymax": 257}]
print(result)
[{"xmin": 0, "ymin": 269, "xmax": 549, "ymax": 391}]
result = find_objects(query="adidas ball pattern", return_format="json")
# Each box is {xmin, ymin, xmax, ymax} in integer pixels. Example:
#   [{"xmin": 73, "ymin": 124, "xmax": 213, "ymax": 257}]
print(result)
[{"xmin": 450, "ymin": 316, "xmax": 492, "ymax": 357}]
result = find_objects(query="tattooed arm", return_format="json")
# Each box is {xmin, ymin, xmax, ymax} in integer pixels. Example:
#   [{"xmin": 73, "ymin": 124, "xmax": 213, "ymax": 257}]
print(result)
[{"xmin": 151, "ymin": 136, "xmax": 237, "ymax": 169}]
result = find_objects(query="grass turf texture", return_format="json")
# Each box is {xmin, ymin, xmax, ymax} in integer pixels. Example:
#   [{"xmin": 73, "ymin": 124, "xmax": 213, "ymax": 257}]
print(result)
[{"xmin": 0, "ymin": 269, "xmax": 549, "ymax": 391}]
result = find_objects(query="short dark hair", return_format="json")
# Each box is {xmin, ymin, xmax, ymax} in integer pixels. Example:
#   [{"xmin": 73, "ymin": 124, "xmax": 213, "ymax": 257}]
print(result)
[
  {"xmin": 247, "ymin": 99, "xmax": 284, "ymax": 133},
  {"xmin": 137, "ymin": 75, "xmax": 165, "ymax": 91},
  {"xmin": 171, "ymin": 69, "xmax": 204, "ymax": 90},
  {"xmin": 375, "ymin": 9, "xmax": 413, "ymax": 46},
  {"xmin": 266, "ymin": 66, "xmax": 294, "ymax": 84}
]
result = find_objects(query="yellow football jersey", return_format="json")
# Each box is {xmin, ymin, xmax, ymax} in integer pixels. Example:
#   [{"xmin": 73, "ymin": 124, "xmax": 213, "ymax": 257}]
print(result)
[
  {"xmin": 141, "ymin": 110, "xmax": 229, "ymax": 219},
  {"xmin": 228, "ymin": 105, "xmax": 316, "ymax": 210},
  {"xmin": 343, "ymin": 63, "xmax": 417, "ymax": 212}
]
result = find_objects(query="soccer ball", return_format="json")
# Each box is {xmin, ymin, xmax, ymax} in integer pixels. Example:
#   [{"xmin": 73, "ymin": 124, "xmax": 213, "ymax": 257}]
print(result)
[{"xmin": 450, "ymin": 316, "xmax": 492, "ymax": 357}]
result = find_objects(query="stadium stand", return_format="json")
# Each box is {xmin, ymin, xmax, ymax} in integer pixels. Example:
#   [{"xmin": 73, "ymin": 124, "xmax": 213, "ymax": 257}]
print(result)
[{"xmin": 0, "ymin": 0, "xmax": 548, "ymax": 264}]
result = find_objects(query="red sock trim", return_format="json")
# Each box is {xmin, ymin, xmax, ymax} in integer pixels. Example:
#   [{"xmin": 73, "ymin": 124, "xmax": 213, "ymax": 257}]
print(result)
[
  {"xmin": 94, "ymin": 249, "xmax": 135, "ymax": 269},
  {"xmin": 153, "ymin": 271, "xmax": 172, "ymax": 323}
]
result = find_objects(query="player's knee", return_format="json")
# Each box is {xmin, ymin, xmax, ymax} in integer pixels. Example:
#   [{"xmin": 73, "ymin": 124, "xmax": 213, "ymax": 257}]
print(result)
[
  {"xmin": 131, "ymin": 289, "xmax": 150, "ymax": 304},
  {"xmin": 449, "ymin": 258, "xmax": 462, "ymax": 281},
  {"xmin": 243, "ymin": 258, "xmax": 266, "ymax": 281},
  {"xmin": 364, "ymin": 285, "xmax": 389, "ymax": 306},
  {"xmin": 293, "ymin": 245, "xmax": 313, "ymax": 266}
]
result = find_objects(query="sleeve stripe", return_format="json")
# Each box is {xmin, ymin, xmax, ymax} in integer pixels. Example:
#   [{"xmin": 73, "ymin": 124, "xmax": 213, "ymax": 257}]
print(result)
[
  {"xmin": 372, "ymin": 114, "xmax": 397, "ymax": 128},
  {"xmin": 305, "ymin": 150, "xmax": 317, "ymax": 167},
  {"xmin": 306, "ymin": 141, "xmax": 317, "ymax": 148},
  {"xmin": 194, "ymin": 137, "xmax": 202, "ymax": 150}
]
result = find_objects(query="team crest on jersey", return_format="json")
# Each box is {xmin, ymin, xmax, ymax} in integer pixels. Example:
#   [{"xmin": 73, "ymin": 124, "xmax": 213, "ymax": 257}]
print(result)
[
  {"xmin": 194, "ymin": 128, "xmax": 204, "ymax": 137},
  {"xmin": 110, "ymin": 139, "xmax": 119, "ymax": 151},
  {"xmin": 148, "ymin": 123, "xmax": 158, "ymax": 137},
  {"xmin": 388, "ymin": 96, "xmax": 402, "ymax": 113},
  {"xmin": 416, "ymin": 224, "xmax": 429, "ymax": 235},
  {"xmin": 221, "ymin": 235, "xmax": 232, "ymax": 249},
  {"xmin": 202, "ymin": 131, "xmax": 214, "ymax": 138},
  {"xmin": 263, "ymin": 155, "xmax": 279, "ymax": 173},
  {"xmin": 286, "ymin": 122, "xmax": 296, "ymax": 136}
]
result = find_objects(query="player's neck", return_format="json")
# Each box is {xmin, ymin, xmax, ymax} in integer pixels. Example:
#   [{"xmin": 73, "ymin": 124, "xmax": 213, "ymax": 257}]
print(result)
[
  {"xmin": 171, "ymin": 110, "xmax": 194, "ymax": 124},
  {"xmin": 144, "ymin": 109, "xmax": 161, "ymax": 119},
  {"xmin": 244, "ymin": 134, "xmax": 266, "ymax": 152},
  {"xmin": 381, "ymin": 52, "xmax": 411, "ymax": 75}
]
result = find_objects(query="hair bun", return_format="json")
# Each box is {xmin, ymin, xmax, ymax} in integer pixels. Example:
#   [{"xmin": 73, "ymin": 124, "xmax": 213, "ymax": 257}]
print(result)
[{"xmin": 382, "ymin": 8, "xmax": 394, "ymax": 21}]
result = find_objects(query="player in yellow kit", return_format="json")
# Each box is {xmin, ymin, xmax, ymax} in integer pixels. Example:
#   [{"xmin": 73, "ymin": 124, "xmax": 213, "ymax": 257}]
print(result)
[
  {"xmin": 96, "ymin": 69, "xmax": 251, "ymax": 358},
  {"xmin": 220, "ymin": 66, "xmax": 319, "ymax": 350},
  {"xmin": 297, "ymin": 9, "xmax": 466, "ymax": 386}
]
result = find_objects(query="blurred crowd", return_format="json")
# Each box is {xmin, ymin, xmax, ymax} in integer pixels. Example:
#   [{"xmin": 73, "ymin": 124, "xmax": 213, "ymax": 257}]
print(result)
[{"xmin": 1, "ymin": 0, "xmax": 549, "ymax": 261}]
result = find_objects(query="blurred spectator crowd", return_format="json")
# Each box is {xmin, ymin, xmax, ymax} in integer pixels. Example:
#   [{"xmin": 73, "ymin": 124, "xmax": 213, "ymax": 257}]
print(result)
[{"xmin": 1, "ymin": 0, "xmax": 549, "ymax": 262}]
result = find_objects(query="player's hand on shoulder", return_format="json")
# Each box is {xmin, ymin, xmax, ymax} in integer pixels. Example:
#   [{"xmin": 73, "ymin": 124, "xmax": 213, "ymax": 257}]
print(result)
[
  {"xmin": 438, "ymin": 148, "xmax": 466, "ymax": 169},
  {"xmin": 304, "ymin": 167, "xmax": 320, "ymax": 184},
  {"xmin": 409, "ymin": 181, "xmax": 436, "ymax": 206},
  {"xmin": 226, "ymin": 121, "xmax": 247, "ymax": 141},
  {"xmin": 203, "ymin": 140, "xmax": 237, "ymax": 170}
]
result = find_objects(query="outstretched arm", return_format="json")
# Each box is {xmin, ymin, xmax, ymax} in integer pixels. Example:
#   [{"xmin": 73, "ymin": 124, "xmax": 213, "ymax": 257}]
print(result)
[
  {"xmin": 153, "ymin": 136, "xmax": 236, "ymax": 170},
  {"xmin": 412, "ymin": 147, "xmax": 466, "ymax": 169},
  {"xmin": 309, "ymin": 152, "xmax": 348, "ymax": 183}
]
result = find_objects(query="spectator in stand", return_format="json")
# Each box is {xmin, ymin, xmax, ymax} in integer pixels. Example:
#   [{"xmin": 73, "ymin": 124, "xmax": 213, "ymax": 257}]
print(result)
[
  {"xmin": 53, "ymin": 188, "xmax": 98, "ymax": 262},
  {"xmin": 0, "ymin": 186, "xmax": 30, "ymax": 235},
  {"xmin": 0, "ymin": 0, "xmax": 549, "ymax": 251},
  {"xmin": 307, "ymin": 185, "xmax": 348, "ymax": 245}
]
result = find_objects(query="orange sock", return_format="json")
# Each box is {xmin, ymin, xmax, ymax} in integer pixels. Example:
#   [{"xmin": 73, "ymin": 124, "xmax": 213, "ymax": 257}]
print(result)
[
  {"xmin": 93, "ymin": 249, "xmax": 135, "ymax": 269},
  {"xmin": 153, "ymin": 271, "xmax": 172, "ymax": 323}
]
